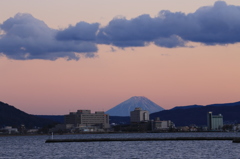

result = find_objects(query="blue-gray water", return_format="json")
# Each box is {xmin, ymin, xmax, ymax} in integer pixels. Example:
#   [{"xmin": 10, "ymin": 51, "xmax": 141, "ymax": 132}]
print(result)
[{"xmin": 1, "ymin": 132, "xmax": 240, "ymax": 159}]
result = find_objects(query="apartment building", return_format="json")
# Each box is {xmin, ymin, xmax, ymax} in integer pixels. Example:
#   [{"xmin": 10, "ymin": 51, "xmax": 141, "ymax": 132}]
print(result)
[
  {"xmin": 64, "ymin": 110, "xmax": 110, "ymax": 129},
  {"xmin": 130, "ymin": 107, "xmax": 149, "ymax": 123}
]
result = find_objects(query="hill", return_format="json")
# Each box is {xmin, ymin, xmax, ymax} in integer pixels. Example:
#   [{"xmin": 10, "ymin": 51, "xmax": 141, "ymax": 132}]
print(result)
[
  {"xmin": 106, "ymin": 96, "xmax": 164, "ymax": 116},
  {"xmin": 171, "ymin": 102, "xmax": 240, "ymax": 110},
  {"xmin": 150, "ymin": 101, "xmax": 240, "ymax": 126},
  {"xmin": 3, "ymin": 99, "xmax": 240, "ymax": 128},
  {"xmin": 171, "ymin": 105, "xmax": 204, "ymax": 110},
  {"xmin": 0, "ymin": 101, "xmax": 56, "ymax": 128}
]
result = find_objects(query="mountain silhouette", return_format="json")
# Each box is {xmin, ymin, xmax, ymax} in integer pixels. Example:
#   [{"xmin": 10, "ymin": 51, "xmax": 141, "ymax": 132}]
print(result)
[
  {"xmin": 106, "ymin": 96, "xmax": 164, "ymax": 116},
  {"xmin": 0, "ymin": 101, "xmax": 56, "ymax": 128},
  {"xmin": 150, "ymin": 101, "xmax": 240, "ymax": 126}
]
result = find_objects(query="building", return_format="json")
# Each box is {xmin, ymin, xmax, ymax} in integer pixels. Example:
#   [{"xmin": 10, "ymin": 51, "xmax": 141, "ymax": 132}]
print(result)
[
  {"xmin": 152, "ymin": 117, "xmax": 173, "ymax": 130},
  {"xmin": 130, "ymin": 107, "xmax": 149, "ymax": 123},
  {"xmin": 207, "ymin": 112, "xmax": 223, "ymax": 130},
  {"xmin": 49, "ymin": 124, "xmax": 75, "ymax": 133},
  {"xmin": 0, "ymin": 126, "xmax": 18, "ymax": 134},
  {"xmin": 64, "ymin": 110, "xmax": 110, "ymax": 129}
]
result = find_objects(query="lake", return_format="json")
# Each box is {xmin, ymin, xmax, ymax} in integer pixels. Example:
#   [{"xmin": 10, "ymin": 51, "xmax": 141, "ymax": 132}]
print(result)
[{"xmin": 1, "ymin": 132, "xmax": 240, "ymax": 159}]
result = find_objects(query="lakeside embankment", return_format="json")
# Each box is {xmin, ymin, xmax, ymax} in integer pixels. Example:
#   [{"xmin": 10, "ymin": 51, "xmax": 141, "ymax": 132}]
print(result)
[{"xmin": 45, "ymin": 137, "xmax": 240, "ymax": 143}]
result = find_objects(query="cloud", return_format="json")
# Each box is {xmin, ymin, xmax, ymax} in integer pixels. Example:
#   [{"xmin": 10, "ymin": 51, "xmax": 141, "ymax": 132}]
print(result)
[
  {"xmin": 97, "ymin": 1, "xmax": 240, "ymax": 47},
  {"xmin": 183, "ymin": 1, "xmax": 240, "ymax": 44},
  {"xmin": 1, "ymin": 1, "xmax": 240, "ymax": 60},
  {"xmin": 0, "ymin": 13, "xmax": 98, "ymax": 60},
  {"xmin": 56, "ymin": 22, "xmax": 99, "ymax": 41},
  {"xmin": 154, "ymin": 35, "xmax": 186, "ymax": 48},
  {"xmin": 97, "ymin": 14, "xmax": 159, "ymax": 47}
]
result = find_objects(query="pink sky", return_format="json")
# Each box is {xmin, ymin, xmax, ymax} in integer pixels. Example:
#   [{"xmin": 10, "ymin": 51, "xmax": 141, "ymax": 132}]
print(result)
[{"xmin": 1, "ymin": 0, "xmax": 240, "ymax": 115}]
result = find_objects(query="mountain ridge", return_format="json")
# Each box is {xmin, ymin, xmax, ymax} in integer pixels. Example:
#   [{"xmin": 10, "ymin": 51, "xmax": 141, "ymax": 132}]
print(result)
[
  {"xmin": 2, "ymin": 99, "xmax": 240, "ymax": 127},
  {"xmin": 0, "ymin": 101, "xmax": 56, "ymax": 128},
  {"xmin": 151, "ymin": 101, "xmax": 240, "ymax": 126},
  {"xmin": 171, "ymin": 101, "xmax": 240, "ymax": 110}
]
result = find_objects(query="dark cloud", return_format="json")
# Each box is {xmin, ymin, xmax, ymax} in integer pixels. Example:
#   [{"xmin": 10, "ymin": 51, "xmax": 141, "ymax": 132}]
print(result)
[
  {"xmin": 97, "ymin": 1, "xmax": 240, "ymax": 47},
  {"xmin": 154, "ymin": 35, "xmax": 186, "ymax": 48},
  {"xmin": 183, "ymin": 1, "xmax": 240, "ymax": 44},
  {"xmin": 56, "ymin": 22, "xmax": 99, "ymax": 41},
  {"xmin": 0, "ymin": 1, "xmax": 240, "ymax": 60},
  {"xmin": 0, "ymin": 13, "xmax": 98, "ymax": 60},
  {"xmin": 97, "ymin": 14, "xmax": 161, "ymax": 47}
]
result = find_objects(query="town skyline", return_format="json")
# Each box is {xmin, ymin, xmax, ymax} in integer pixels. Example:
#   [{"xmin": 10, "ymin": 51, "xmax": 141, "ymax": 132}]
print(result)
[{"xmin": 1, "ymin": 0, "xmax": 240, "ymax": 115}]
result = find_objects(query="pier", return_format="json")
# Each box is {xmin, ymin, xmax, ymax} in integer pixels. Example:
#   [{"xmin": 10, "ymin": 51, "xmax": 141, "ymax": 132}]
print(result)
[{"xmin": 45, "ymin": 137, "xmax": 240, "ymax": 143}]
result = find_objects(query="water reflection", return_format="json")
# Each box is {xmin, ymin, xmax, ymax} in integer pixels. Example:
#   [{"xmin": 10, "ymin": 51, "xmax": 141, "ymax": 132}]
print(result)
[{"xmin": 1, "ymin": 133, "xmax": 240, "ymax": 159}]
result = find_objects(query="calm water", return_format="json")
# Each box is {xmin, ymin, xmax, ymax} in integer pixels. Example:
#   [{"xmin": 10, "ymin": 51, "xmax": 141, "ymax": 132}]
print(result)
[{"xmin": 1, "ymin": 132, "xmax": 240, "ymax": 159}]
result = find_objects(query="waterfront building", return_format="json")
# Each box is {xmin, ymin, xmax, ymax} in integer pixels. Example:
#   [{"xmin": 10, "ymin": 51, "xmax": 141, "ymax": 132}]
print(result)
[
  {"xmin": 233, "ymin": 124, "xmax": 240, "ymax": 131},
  {"xmin": 130, "ymin": 107, "xmax": 149, "ymax": 123},
  {"xmin": 153, "ymin": 117, "xmax": 173, "ymax": 130},
  {"xmin": 64, "ymin": 110, "xmax": 110, "ymax": 129},
  {"xmin": 207, "ymin": 112, "xmax": 223, "ymax": 130},
  {"xmin": 0, "ymin": 126, "xmax": 19, "ymax": 134}
]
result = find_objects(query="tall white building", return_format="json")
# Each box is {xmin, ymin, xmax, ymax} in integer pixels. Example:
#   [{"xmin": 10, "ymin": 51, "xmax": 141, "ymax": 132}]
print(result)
[
  {"xmin": 207, "ymin": 112, "xmax": 223, "ymax": 130},
  {"xmin": 130, "ymin": 107, "xmax": 149, "ymax": 123}
]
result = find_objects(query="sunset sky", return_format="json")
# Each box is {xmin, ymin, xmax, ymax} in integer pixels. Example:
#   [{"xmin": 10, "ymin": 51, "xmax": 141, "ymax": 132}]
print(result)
[{"xmin": 1, "ymin": 0, "xmax": 240, "ymax": 115}]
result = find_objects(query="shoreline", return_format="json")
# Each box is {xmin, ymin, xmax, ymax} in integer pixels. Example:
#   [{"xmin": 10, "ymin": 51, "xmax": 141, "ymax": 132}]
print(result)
[
  {"xmin": 45, "ymin": 137, "xmax": 240, "ymax": 143},
  {"xmin": 0, "ymin": 130, "xmax": 237, "ymax": 137}
]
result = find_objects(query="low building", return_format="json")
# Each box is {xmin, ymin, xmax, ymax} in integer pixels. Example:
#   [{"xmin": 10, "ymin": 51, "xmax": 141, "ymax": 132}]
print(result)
[
  {"xmin": 27, "ymin": 129, "xmax": 39, "ymax": 134},
  {"xmin": 152, "ymin": 117, "xmax": 174, "ymax": 131},
  {"xmin": 130, "ymin": 107, "xmax": 149, "ymax": 123},
  {"xmin": 0, "ymin": 126, "xmax": 19, "ymax": 134},
  {"xmin": 207, "ymin": 112, "xmax": 223, "ymax": 130},
  {"xmin": 178, "ymin": 126, "xmax": 190, "ymax": 132},
  {"xmin": 49, "ymin": 124, "xmax": 74, "ymax": 133},
  {"xmin": 64, "ymin": 110, "xmax": 110, "ymax": 129},
  {"xmin": 233, "ymin": 124, "xmax": 240, "ymax": 131}
]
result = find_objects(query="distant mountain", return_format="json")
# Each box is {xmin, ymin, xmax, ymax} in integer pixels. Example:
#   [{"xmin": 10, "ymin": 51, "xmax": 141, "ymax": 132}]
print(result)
[
  {"xmin": 171, "ymin": 105, "xmax": 204, "ymax": 110},
  {"xmin": 171, "ymin": 102, "xmax": 240, "ymax": 110},
  {"xmin": 150, "ymin": 101, "xmax": 240, "ymax": 127},
  {"xmin": 207, "ymin": 101, "xmax": 240, "ymax": 107},
  {"xmin": 0, "ymin": 101, "xmax": 56, "ymax": 128},
  {"xmin": 106, "ymin": 96, "xmax": 164, "ymax": 116}
]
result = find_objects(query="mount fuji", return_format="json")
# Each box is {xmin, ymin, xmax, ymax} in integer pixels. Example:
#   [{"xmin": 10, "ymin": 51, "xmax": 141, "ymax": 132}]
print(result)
[{"xmin": 106, "ymin": 96, "xmax": 164, "ymax": 116}]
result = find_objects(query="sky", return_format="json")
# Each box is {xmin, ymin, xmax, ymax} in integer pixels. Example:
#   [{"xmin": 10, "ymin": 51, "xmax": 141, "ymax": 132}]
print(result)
[{"xmin": 1, "ymin": 0, "xmax": 240, "ymax": 115}]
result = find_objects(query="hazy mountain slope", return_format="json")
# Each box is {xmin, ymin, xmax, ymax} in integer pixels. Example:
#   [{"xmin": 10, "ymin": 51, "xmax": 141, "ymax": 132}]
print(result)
[{"xmin": 106, "ymin": 96, "xmax": 164, "ymax": 116}]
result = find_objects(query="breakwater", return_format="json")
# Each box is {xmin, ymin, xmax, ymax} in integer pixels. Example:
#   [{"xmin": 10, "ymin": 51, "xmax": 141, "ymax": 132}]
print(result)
[{"xmin": 45, "ymin": 137, "xmax": 240, "ymax": 143}]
